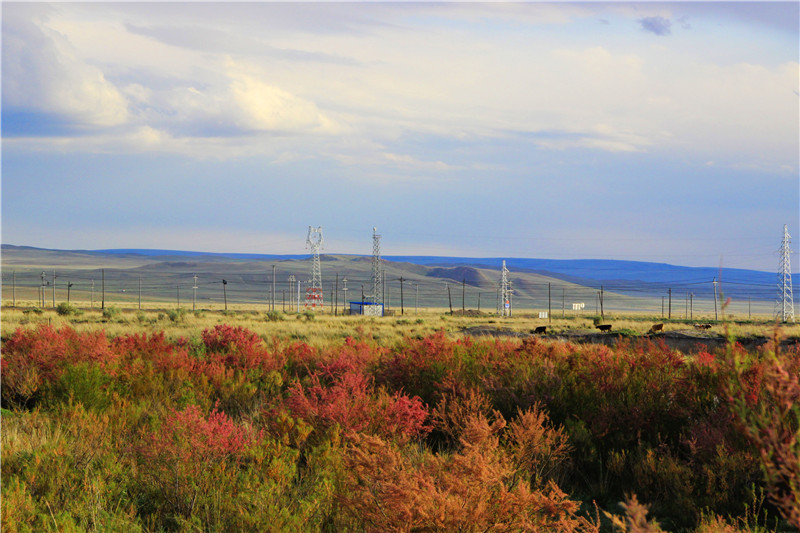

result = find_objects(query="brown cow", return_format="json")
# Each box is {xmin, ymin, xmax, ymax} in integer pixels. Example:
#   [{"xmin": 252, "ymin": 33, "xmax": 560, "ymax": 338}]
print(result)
[
  {"xmin": 533, "ymin": 326, "xmax": 547, "ymax": 334},
  {"xmin": 649, "ymin": 323, "xmax": 664, "ymax": 334},
  {"xmin": 596, "ymin": 324, "xmax": 612, "ymax": 332}
]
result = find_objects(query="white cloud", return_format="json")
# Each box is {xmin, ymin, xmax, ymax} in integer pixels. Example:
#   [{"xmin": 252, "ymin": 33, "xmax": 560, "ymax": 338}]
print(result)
[{"xmin": 2, "ymin": 6, "xmax": 128, "ymax": 127}]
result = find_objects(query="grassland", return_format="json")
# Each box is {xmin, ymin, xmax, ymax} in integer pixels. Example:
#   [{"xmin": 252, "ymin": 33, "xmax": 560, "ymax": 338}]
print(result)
[{"xmin": 3, "ymin": 300, "xmax": 797, "ymax": 347}]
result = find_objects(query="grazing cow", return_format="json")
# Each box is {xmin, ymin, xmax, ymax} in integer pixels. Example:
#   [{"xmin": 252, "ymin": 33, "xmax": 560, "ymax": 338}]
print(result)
[
  {"xmin": 694, "ymin": 323, "xmax": 712, "ymax": 330},
  {"xmin": 649, "ymin": 323, "xmax": 664, "ymax": 334},
  {"xmin": 596, "ymin": 324, "xmax": 612, "ymax": 332},
  {"xmin": 534, "ymin": 326, "xmax": 547, "ymax": 334}
]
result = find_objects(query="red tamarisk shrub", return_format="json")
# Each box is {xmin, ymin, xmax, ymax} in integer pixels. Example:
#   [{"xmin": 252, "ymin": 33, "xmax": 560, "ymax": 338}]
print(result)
[
  {"xmin": 2, "ymin": 325, "xmax": 113, "ymax": 407},
  {"xmin": 134, "ymin": 403, "xmax": 260, "ymax": 520}
]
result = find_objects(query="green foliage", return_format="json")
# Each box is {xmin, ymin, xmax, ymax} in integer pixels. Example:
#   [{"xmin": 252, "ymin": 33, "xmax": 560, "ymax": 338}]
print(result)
[
  {"xmin": 102, "ymin": 306, "xmax": 120, "ymax": 320},
  {"xmin": 166, "ymin": 308, "xmax": 186, "ymax": 322},
  {"xmin": 2, "ymin": 323, "xmax": 795, "ymax": 531},
  {"xmin": 265, "ymin": 310, "xmax": 284, "ymax": 322},
  {"xmin": 56, "ymin": 302, "xmax": 78, "ymax": 316}
]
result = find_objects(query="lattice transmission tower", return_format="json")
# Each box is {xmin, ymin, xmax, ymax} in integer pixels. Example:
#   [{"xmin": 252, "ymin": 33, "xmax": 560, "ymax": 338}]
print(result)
[
  {"xmin": 306, "ymin": 226, "xmax": 324, "ymax": 309},
  {"xmin": 371, "ymin": 227, "xmax": 382, "ymax": 304},
  {"xmin": 498, "ymin": 260, "xmax": 511, "ymax": 317},
  {"xmin": 776, "ymin": 224, "xmax": 795, "ymax": 322}
]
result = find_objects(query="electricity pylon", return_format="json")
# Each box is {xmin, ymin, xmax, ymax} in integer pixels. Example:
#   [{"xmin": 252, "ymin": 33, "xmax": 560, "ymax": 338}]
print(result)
[
  {"xmin": 498, "ymin": 260, "xmax": 511, "ymax": 317},
  {"xmin": 776, "ymin": 224, "xmax": 795, "ymax": 322},
  {"xmin": 371, "ymin": 227, "xmax": 382, "ymax": 305},
  {"xmin": 306, "ymin": 226, "xmax": 324, "ymax": 309}
]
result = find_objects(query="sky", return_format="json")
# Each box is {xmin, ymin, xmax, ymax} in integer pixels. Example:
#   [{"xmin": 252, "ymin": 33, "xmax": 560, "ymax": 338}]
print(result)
[{"xmin": 2, "ymin": 1, "xmax": 798, "ymax": 272}]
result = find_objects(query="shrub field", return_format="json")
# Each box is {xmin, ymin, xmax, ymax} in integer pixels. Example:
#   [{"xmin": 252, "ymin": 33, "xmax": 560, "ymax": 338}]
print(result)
[{"xmin": 2, "ymin": 319, "xmax": 798, "ymax": 531}]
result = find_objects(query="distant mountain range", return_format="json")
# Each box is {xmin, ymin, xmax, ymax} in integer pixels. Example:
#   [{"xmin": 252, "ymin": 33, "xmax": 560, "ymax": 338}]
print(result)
[{"xmin": 3, "ymin": 245, "xmax": 793, "ymax": 303}]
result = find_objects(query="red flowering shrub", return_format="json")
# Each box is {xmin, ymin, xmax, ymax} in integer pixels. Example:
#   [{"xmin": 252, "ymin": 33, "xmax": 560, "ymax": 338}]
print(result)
[
  {"xmin": 2, "ymin": 325, "xmax": 114, "ymax": 406},
  {"xmin": 201, "ymin": 324, "xmax": 284, "ymax": 373},
  {"xmin": 287, "ymin": 367, "xmax": 430, "ymax": 443},
  {"xmin": 134, "ymin": 403, "xmax": 260, "ymax": 518}
]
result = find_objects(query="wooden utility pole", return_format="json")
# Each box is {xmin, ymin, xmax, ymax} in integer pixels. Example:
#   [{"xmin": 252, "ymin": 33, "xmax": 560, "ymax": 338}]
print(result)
[
  {"xmin": 335, "ymin": 273, "xmax": 339, "ymax": 316},
  {"xmin": 548, "ymin": 283, "xmax": 552, "ymax": 323},
  {"xmin": 399, "ymin": 277, "xmax": 405, "ymax": 316},
  {"xmin": 415, "ymin": 283, "xmax": 419, "ymax": 315},
  {"xmin": 193, "ymin": 275, "xmax": 198, "ymax": 311},
  {"xmin": 222, "ymin": 280, "xmax": 228, "ymax": 311},
  {"xmin": 713, "ymin": 278, "xmax": 719, "ymax": 320},
  {"xmin": 67, "ymin": 282, "xmax": 73, "ymax": 303},
  {"xmin": 101, "ymin": 269, "xmax": 105, "ymax": 310},
  {"xmin": 599, "ymin": 285, "xmax": 604, "ymax": 321},
  {"xmin": 52, "ymin": 270, "xmax": 56, "ymax": 308},
  {"xmin": 447, "ymin": 283, "xmax": 453, "ymax": 314},
  {"xmin": 272, "ymin": 265, "xmax": 276, "ymax": 312},
  {"xmin": 462, "ymin": 278, "xmax": 466, "ymax": 313},
  {"xmin": 12, "ymin": 271, "xmax": 15, "ymax": 308},
  {"xmin": 177, "ymin": 285, "xmax": 180, "ymax": 308},
  {"xmin": 138, "ymin": 278, "xmax": 142, "ymax": 310},
  {"xmin": 91, "ymin": 280, "xmax": 95, "ymax": 309},
  {"xmin": 668, "ymin": 288, "xmax": 672, "ymax": 319}
]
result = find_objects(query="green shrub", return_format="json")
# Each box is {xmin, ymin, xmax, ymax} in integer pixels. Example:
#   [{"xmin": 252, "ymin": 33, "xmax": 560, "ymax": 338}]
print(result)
[
  {"xmin": 265, "ymin": 310, "xmax": 284, "ymax": 322},
  {"xmin": 166, "ymin": 308, "xmax": 186, "ymax": 323},
  {"xmin": 56, "ymin": 302, "xmax": 77, "ymax": 316},
  {"xmin": 102, "ymin": 306, "xmax": 120, "ymax": 320}
]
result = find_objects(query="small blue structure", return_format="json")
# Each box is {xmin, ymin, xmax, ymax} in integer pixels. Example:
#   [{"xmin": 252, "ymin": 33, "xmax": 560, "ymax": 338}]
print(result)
[{"xmin": 350, "ymin": 301, "xmax": 384, "ymax": 316}]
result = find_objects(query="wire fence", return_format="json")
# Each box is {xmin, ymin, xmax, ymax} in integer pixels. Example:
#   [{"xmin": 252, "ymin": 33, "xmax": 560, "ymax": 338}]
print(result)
[{"xmin": 1, "ymin": 265, "xmax": 790, "ymax": 321}]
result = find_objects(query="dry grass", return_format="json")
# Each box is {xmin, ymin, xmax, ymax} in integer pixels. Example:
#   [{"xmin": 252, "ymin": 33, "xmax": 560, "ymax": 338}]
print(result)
[{"xmin": 3, "ymin": 300, "xmax": 798, "ymax": 348}]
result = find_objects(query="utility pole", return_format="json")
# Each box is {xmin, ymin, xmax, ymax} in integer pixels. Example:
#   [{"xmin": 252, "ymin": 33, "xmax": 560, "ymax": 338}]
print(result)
[
  {"xmin": 102, "ymin": 269, "xmax": 105, "ymax": 310},
  {"xmin": 599, "ymin": 285, "xmax": 604, "ymax": 321},
  {"xmin": 548, "ymin": 283, "xmax": 552, "ymax": 323},
  {"xmin": 713, "ymin": 278, "xmax": 718, "ymax": 321},
  {"xmin": 562, "ymin": 287, "xmax": 565, "ymax": 317},
  {"xmin": 335, "ymin": 273, "xmax": 339, "ymax": 316},
  {"xmin": 52, "ymin": 270, "xmax": 56, "ymax": 308},
  {"xmin": 12, "ymin": 271, "xmax": 15, "ymax": 308},
  {"xmin": 447, "ymin": 283, "xmax": 453, "ymax": 314},
  {"xmin": 414, "ymin": 283, "xmax": 419, "ymax": 315},
  {"xmin": 272, "ymin": 265, "xmax": 276, "ymax": 312},
  {"xmin": 668, "ymin": 288, "xmax": 672, "ymax": 319},
  {"xmin": 222, "ymin": 279, "xmax": 228, "ymax": 311},
  {"xmin": 67, "ymin": 282, "xmax": 73, "ymax": 303},
  {"xmin": 399, "ymin": 276, "xmax": 405, "ymax": 316},
  {"xmin": 690, "ymin": 293, "xmax": 693, "ymax": 320},
  {"xmin": 478, "ymin": 292, "xmax": 481, "ymax": 312},
  {"xmin": 462, "ymin": 278, "xmax": 466, "ymax": 313},
  {"xmin": 91, "ymin": 280, "xmax": 95, "ymax": 309},
  {"xmin": 138, "ymin": 277, "xmax": 142, "ymax": 310},
  {"xmin": 177, "ymin": 285, "xmax": 180, "ymax": 308},
  {"xmin": 342, "ymin": 277, "xmax": 348, "ymax": 314},
  {"xmin": 661, "ymin": 296, "xmax": 664, "ymax": 318},
  {"xmin": 193, "ymin": 275, "xmax": 198, "ymax": 311}
]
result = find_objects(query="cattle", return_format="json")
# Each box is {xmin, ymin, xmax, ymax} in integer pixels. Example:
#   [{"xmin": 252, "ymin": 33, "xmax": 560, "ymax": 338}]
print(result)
[
  {"xmin": 694, "ymin": 323, "xmax": 712, "ymax": 330},
  {"xmin": 649, "ymin": 323, "xmax": 664, "ymax": 334},
  {"xmin": 533, "ymin": 326, "xmax": 547, "ymax": 334},
  {"xmin": 596, "ymin": 324, "xmax": 612, "ymax": 332}
]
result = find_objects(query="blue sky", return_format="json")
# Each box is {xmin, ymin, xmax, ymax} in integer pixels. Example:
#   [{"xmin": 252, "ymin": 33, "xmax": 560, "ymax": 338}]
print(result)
[{"xmin": 2, "ymin": 2, "xmax": 798, "ymax": 271}]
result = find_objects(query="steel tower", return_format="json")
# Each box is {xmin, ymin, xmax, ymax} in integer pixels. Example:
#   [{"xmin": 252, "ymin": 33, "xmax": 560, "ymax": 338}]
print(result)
[
  {"xmin": 498, "ymin": 260, "xmax": 511, "ymax": 317},
  {"xmin": 776, "ymin": 224, "xmax": 795, "ymax": 322},
  {"xmin": 306, "ymin": 226, "xmax": 324, "ymax": 309},
  {"xmin": 371, "ymin": 227, "xmax": 382, "ymax": 304}
]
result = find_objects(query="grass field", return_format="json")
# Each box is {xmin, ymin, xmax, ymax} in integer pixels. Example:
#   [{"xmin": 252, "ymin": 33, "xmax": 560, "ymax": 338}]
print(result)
[{"xmin": 3, "ymin": 300, "xmax": 798, "ymax": 345}]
